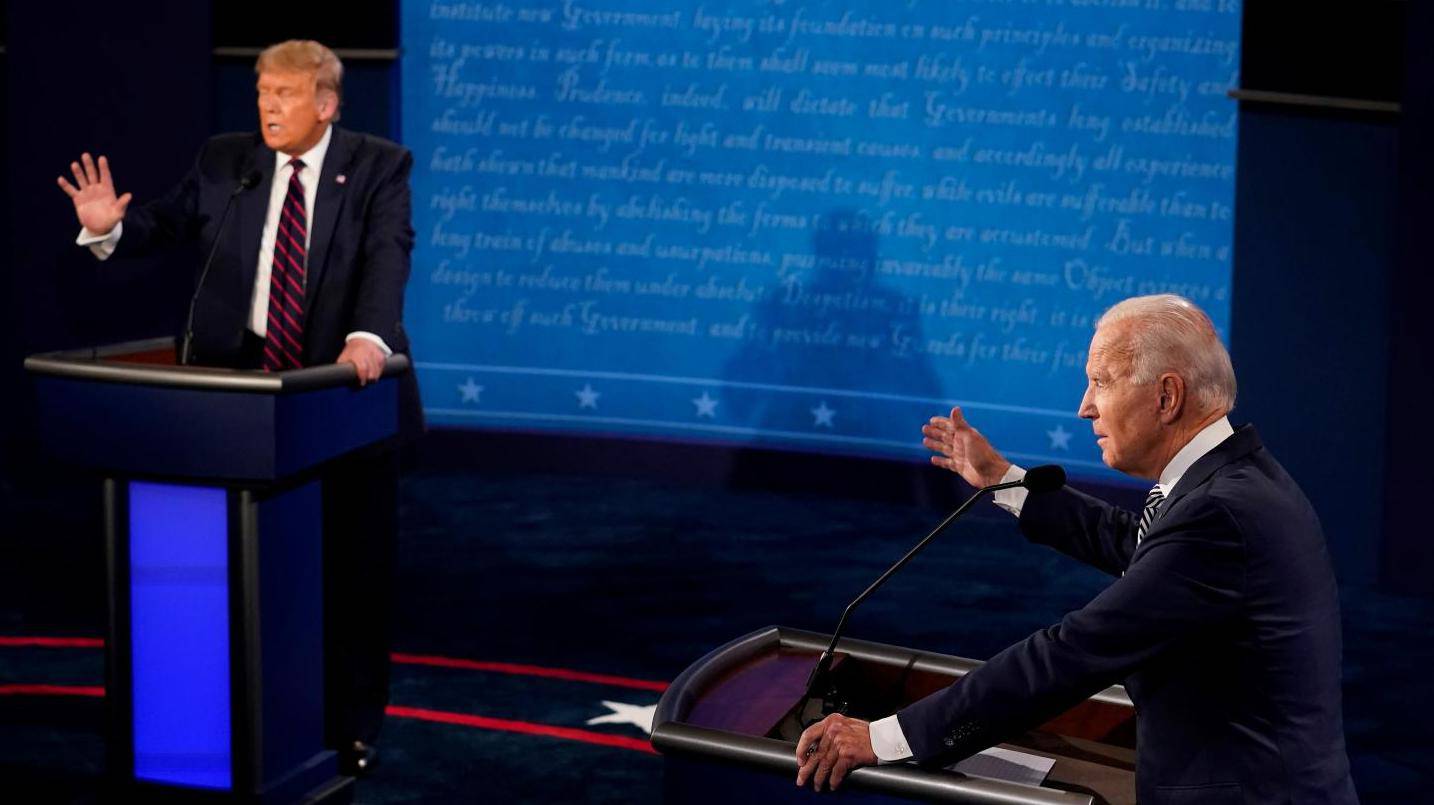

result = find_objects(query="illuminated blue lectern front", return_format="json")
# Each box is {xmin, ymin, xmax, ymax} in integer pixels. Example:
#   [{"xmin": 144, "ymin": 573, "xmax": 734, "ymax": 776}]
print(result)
[{"xmin": 25, "ymin": 337, "xmax": 407, "ymax": 804}]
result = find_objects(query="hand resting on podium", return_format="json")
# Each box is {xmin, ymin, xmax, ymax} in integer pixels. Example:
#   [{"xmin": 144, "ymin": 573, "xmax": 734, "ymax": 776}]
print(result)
[{"xmin": 794, "ymin": 713, "xmax": 877, "ymax": 792}]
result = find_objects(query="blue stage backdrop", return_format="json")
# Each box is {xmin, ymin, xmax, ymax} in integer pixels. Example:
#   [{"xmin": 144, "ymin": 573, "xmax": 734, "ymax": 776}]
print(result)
[{"xmin": 400, "ymin": 1, "xmax": 1240, "ymax": 481}]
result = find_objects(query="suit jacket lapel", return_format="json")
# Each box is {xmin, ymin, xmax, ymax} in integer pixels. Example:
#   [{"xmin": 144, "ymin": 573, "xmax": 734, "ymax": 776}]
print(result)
[
  {"xmin": 305, "ymin": 126, "xmax": 354, "ymax": 313},
  {"xmin": 235, "ymin": 136, "xmax": 275, "ymax": 301}
]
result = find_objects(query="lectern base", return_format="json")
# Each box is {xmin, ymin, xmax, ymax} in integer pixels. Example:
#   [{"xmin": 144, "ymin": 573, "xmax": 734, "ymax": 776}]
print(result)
[
  {"xmin": 25, "ymin": 337, "xmax": 408, "ymax": 805},
  {"xmin": 117, "ymin": 749, "xmax": 351, "ymax": 804}
]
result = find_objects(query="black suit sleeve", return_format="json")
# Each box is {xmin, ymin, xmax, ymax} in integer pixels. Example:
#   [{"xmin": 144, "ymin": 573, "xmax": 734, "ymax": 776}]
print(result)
[
  {"xmin": 895, "ymin": 499, "xmax": 1244, "ymax": 766},
  {"xmin": 112, "ymin": 141, "xmax": 212, "ymax": 259},
  {"xmin": 1018, "ymin": 486, "xmax": 1142, "ymax": 577},
  {"xmin": 349, "ymin": 147, "xmax": 414, "ymax": 347}
]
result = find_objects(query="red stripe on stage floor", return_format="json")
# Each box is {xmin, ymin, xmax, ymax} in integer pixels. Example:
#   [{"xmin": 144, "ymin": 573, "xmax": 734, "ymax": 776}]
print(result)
[
  {"xmin": 0, "ymin": 637, "xmax": 104, "ymax": 648},
  {"xmin": 0, "ymin": 685, "xmax": 653, "ymax": 754},
  {"xmin": 0, "ymin": 684, "xmax": 104, "ymax": 698},
  {"xmin": 386, "ymin": 705, "xmax": 656, "ymax": 754},
  {"xmin": 0, "ymin": 637, "xmax": 670, "ymax": 692},
  {"xmin": 390, "ymin": 653, "xmax": 669, "ymax": 692}
]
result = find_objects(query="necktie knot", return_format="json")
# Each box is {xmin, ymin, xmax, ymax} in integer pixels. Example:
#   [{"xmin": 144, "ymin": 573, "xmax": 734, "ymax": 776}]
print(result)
[
  {"xmin": 1144, "ymin": 485, "xmax": 1166, "ymax": 508},
  {"xmin": 289, "ymin": 158, "xmax": 305, "ymax": 173}
]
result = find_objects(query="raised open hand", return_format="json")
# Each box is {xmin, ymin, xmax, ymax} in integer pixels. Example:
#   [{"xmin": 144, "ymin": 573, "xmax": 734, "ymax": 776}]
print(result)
[
  {"xmin": 57, "ymin": 153, "xmax": 132, "ymax": 236},
  {"xmin": 921, "ymin": 406, "xmax": 1012, "ymax": 489}
]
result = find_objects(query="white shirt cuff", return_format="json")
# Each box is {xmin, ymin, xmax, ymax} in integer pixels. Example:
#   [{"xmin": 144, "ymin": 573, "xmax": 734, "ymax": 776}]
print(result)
[
  {"xmin": 345, "ymin": 331, "xmax": 392, "ymax": 356},
  {"xmin": 869, "ymin": 715, "xmax": 913, "ymax": 762},
  {"xmin": 991, "ymin": 464, "xmax": 1028, "ymax": 517},
  {"xmin": 76, "ymin": 221, "xmax": 122, "ymax": 260}
]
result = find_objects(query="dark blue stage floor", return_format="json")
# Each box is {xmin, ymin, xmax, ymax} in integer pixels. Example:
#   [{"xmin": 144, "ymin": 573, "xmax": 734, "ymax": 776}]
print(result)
[{"xmin": 2, "ymin": 461, "xmax": 1431, "ymax": 802}]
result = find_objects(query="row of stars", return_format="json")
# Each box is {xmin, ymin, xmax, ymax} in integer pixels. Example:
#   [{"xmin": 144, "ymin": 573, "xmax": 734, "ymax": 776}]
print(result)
[
  {"xmin": 458, "ymin": 377, "xmax": 838, "ymax": 427},
  {"xmin": 457, "ymin": 377, "xmax": 1077, "ymax": 449}
]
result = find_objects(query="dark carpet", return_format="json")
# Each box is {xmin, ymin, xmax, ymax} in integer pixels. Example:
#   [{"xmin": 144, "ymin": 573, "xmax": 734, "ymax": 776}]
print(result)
[{"xmin": 2, "ymin": 463, "xmax": 1432, "ymax": 803}]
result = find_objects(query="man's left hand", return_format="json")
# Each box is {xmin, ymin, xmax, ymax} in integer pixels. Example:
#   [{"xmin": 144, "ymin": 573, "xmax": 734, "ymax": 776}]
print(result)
[
  {"xmin": 337, "ymin": 338, "xmax": 386, "ymax": 386},
  {"xmin": 794, "ymin": 713, "xmax": 878, "ymax": 792}
]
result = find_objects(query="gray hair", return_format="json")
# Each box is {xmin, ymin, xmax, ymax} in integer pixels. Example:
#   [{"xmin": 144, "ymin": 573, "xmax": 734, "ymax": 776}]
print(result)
[{"xmin": 1096, "ymin": 294, "xmax": 1236, "ymax": 415}]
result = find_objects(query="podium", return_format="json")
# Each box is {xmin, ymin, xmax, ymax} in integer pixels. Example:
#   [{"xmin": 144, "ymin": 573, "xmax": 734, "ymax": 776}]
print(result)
[
  {"xmin": 652, "ymin": 627, "xmax": 1136, "ymax": 805},
  {"xmin": 24, "ymin": 337, "xmax": 408, "ymax": 803}
]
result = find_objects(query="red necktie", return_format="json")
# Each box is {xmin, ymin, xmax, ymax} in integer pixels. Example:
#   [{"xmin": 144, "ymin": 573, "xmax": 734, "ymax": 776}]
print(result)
[{"xmin": 262, "ymin": 158, "xmax": 308, "ymax": 371}]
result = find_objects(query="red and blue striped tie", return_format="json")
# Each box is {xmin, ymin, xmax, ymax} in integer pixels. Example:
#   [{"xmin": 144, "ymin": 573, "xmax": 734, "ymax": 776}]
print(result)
[{"xmin": 262, "ymin": 158, "xmax": 308, "ymax": 371}]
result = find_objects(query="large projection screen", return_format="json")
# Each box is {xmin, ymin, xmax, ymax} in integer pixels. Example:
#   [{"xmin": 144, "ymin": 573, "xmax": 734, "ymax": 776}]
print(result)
[{"xmin": 400, "ymin": 1, "xmax": 1240, "ymax": 481}]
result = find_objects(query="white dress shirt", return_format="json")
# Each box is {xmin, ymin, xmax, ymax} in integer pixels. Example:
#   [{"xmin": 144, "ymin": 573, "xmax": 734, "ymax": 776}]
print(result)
[
  {"xmin": 867, "ymin": 416, "xmax": 1236, "ymax": 762},
  {"xmin": 77, "ymin": 124, "xmax": 389, "ymax": 355}
]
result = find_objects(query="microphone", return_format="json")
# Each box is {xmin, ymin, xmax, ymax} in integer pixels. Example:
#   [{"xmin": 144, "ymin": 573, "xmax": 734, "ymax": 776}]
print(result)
[
  {"xmin": 179, "ymin": 169, "xmax": 262, "ymax": 366},
  {"xmin": 797, "ymin": 464, "xmax": 1066, "ymax": 722},
  {"xmin": 1020, "ymin": 464, "xmax": 1067, "ymax": 494}
]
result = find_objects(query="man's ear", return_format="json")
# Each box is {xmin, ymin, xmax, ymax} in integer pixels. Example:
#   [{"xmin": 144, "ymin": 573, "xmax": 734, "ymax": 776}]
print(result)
[
  {"xmin": 317, "ymin": 90, "xmax": 339, "ymax": 123},
  {"xmin": 1157, "ymin": 373, "xmax": 1185, "ymax": 421}
]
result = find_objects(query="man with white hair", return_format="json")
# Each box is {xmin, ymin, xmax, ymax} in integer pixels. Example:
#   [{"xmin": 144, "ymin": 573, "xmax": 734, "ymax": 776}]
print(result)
[{"xmin": 796, "ymin": 295, "xmax": 1359, "ymax": 803}]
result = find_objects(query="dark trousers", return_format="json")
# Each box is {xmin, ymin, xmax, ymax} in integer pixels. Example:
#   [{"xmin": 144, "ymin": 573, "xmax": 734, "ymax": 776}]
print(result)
[{"xmin": 241, "ymin": 330, "xmax": 398, "ymax": 746}]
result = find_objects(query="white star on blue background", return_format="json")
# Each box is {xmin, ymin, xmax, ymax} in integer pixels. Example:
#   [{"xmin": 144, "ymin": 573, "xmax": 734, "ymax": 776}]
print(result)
[
  {"xmin": 458, "ymin": 377, "xmax": 484, "ymax": 404},
  {"xmin": 575, "ymin": 383, "xmax": 601, "ymax": 409},
  {"xmin": 811, "ymin": 401, "xmax": 836, "ymax": 428},
  {"xmin": 1047, "ymin": 424, "xmax": 1072, "ymax": 450},
  {"xmin": 692, "ymin": 391, "xmax": 719, "ymax": 418}
]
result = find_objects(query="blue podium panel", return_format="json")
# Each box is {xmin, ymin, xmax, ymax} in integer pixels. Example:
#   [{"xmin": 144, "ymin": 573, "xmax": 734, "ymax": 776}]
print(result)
[
  {"xmin": 274, "ymin": 383, "xmax": 400, "ymax": 477},
  {"xmin": 32, "ymin": 375, "xmax": 398, "ymax": 482},
  {"xmin": 129, "ymin": 481, "xmax": 232, "ymax": 790},
  {"xmin": 40, "ymin": 380, "xmax": 276, "ymax": 479}
]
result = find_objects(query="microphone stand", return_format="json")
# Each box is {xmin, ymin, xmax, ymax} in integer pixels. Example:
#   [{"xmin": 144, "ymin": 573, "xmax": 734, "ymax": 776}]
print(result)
[
  {"xmin": 797, "ymin": 475, "xmax": 1030, "ymax": 724},
  {"xmin": 179, "ymin": 172, "xmax": 257, "ymax": 366}
]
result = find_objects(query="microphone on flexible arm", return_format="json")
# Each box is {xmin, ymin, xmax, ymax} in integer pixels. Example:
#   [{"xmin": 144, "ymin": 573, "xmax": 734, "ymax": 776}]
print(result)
[
  {"xmin": 178, "ymin": 168, "xmax": 262, "ymax": 366},
  {"xmin": 796, "ymin": 464, "xmax": 1067, "ymax": 724}
]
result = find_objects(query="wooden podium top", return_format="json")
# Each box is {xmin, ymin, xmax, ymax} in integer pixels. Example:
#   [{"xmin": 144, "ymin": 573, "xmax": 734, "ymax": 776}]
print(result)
[{"xmin": 653, "ymin": 626, "xmax": 1136, "ymax": 805}]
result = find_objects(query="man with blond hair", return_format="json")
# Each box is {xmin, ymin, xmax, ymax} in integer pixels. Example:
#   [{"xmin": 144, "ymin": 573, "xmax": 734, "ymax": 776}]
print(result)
[
  {"xmin": 796, "ymin": 295, "xmax": 1358, "ymax": 803},
  {"xmin": 57, "ymin": 39, "xmax": 418, "ymax": 776}
]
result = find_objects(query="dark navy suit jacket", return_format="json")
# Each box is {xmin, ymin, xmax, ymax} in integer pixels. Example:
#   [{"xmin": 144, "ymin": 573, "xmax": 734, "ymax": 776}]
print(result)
[
  {"xmin": 897, "ymin": 426, "xmax": 1358, "ymax": 804},
  {"xmin": 114, "ymin": 127, "xmax": 422, "ymax": 436}
]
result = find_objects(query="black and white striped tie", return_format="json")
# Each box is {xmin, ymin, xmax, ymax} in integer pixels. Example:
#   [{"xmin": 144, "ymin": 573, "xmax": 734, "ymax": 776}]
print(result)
[{"xmin": 1136, "ymin": 485, "xmax": 1165, "ymax": 548}]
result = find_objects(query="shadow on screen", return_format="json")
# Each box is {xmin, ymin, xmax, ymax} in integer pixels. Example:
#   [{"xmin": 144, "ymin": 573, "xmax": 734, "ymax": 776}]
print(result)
[{"xmin": 719, "ymin": 208, "xmax": 944, "ymax": 498}]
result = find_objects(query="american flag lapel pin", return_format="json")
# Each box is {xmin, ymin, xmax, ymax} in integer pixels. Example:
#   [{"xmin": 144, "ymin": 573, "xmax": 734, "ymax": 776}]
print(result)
[{"xmin": 336, "ymin": 174, "xmax": 347, "ymax": 185}]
